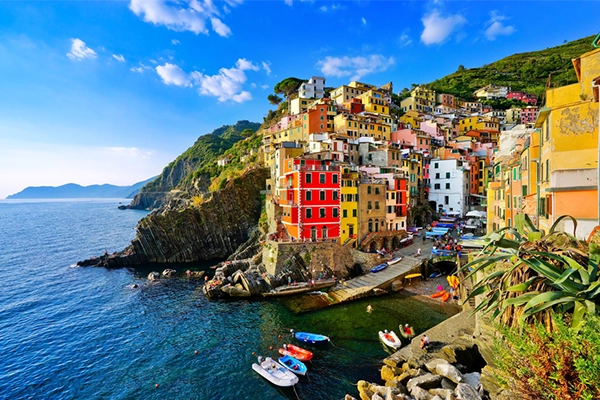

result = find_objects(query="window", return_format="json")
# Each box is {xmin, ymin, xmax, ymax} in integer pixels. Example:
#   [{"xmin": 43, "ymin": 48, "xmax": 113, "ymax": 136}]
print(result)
[
  {"xmin": 435, "ymin": 173, "xmax": 440, "ymax": 179},
  {"xmin": 545, "ymin": 160, "xmax": 549, "ymax": 181},
  {"xmin": 306, "ymin": 173, "xmax": 312, "ymax": 184},
  {"xmin": 306, "ymin": 208, "xmax": 312, "ymax": 218},
  {"xmin": 352, "ymin": 209, "xmax": 357, "ymax": 217},
  {"xmin": 320, "ymin": 173, "xmax": 325, "ymax": 184},
  {"xmin": 444, "ymin": 196, "xmax": 449, "ymax": 205},
  {"xmin": 434, "ymin": 183, "xmax": 441, "ymax": 189},
  {"xmin": 446, "ymin": 172, "xmax": 451, "ymax": 179},
  {"xmin": 513, "ymin": 196, "xmax": 517, "ymax": 209},
  {"xmin": 367, "ymin": 186, "xmax": 372, "ymax": 194},
  {"xmin": 306, "ymin": 191, "xmax": 312, "ymax": 201},
  {"xmin": 446, "ymin": 183, "xmax": 450, "ymax": 189},
  {"xmin": 333, "ymin": 208, "xmax": 339, "ymax": 218},
  {"xmin": 320, "ymin": 191, "xmax": 325, "ymax": 201},
  {"xmin": 375, "ymin": 201, "xmax": 380, "ymax": 210},
  {"xmin": 332, "ymin": 174, "xmax": 338, "ymax": 184},
  {"xmin": 319, "ymin": 208, "xmax": 326, "ymax": 218},
  {"xmin": 333, "ymin": 191, "xmax": 338, "ymax": 201},
  {"xmin": 434, "ymin": 163, "xmax": 439, "ymax": 169},
  {"xmin": 368, "ymin": 201, "xmax": 372, "ymax": 210},
  {"xmin": 375, "ymin": 187, "xmax": 380, "ymax": 195},
  {"xmin": 343, "ymin": 209, "xmax": 348, "ymax": 218}
]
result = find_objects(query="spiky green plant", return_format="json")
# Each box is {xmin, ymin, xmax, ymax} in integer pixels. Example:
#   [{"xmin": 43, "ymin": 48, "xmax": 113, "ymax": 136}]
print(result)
[{"xmin": 461, "ymin": 215, "xmax": 600, "ymax": 331}]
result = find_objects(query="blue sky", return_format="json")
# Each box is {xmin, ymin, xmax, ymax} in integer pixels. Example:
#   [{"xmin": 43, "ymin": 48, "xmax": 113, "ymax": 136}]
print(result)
[{"xmin": 0, "ymin": 0, "xmax": 597, "ymax": 198}]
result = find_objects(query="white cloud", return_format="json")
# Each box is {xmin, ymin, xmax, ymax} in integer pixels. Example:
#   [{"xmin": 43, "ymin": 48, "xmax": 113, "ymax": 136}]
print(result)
[
  {"xmin": 113, "ymin": 54, "xmax": 126, "ymax": 62},
  {"xmin": 420, "ymin": 11, "xmax": 466, "ymax": 45},
  {"xmin": 320, "ymin": 4, "xmax": 342, "ymax": 12},
  {"xmin": 67, "ymin": 38, "xmax": 97, "ymax": 61},
  {"xmin": 105, "ymin": 147, "xmax": 153, "ymax": 159},
  {"xmin": 129, "ymin": 0, "xmax": 236, "ymax": 37},
  {"xmin": 155, "ymin": 63, "xmax": 192, "ymax": 87},
  {"xmin": 236, "ymin": 58, "xmax": 259, "ymax": 71},
  {"xmin": 131, "ymin": 67, "xmax": 144, "ymax": 73},
  {"xmin": 398, "ymin": 30, "xmax": 412, "ymax": 47},
  {"xmin": 261, "ymin": 61, "xmax": 271, "ymax": 75},
  {"xmin": 284, "ymin": 0, "xmax": 293, "ymax": 5},
  {"xmin": 485, "ymin": 11, "xmax": 515, "ymax": 40},
  {"xmin": 171, "ymin": 39, "xmax": 180, "ymax": 45},
  {"xmin": 318, "ymin": 54, "xmax": 395, "ymax": 81},
  {"xmin": 154, "ymin": 59, "xmax": 258, "ymax": 103},
  {"xmin": 261, "ymin": 84, "xmax": 269, "ymax": 89},
  {"xmin": 210, "ymin": 17, "xmax": 232, "ymax": 37},
  {"xmin": 361, "ymin": 17, "xmax": 367, "ymax": 25}
]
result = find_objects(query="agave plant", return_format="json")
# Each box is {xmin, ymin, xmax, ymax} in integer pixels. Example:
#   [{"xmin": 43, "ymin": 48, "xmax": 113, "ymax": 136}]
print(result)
[{"xmin": 461, "ymin": 215, "xmax": 600, "ymax": 331}]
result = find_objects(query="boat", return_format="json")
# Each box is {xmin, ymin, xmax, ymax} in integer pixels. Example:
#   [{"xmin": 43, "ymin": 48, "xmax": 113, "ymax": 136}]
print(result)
[
  {"xmin": 262, "ymin": 278, "xmax": 337, "ymax": 297},
  {"xmin": 430, "ymin": 290, "xmax": 447, "ymax": 298},
  {"xmin": 399, "ymin": 325, "xmax": 415, "ymax": 339},
  {"xmin": 278, "ymin": 355, "xmax": 307, "ymax": 376},
  {"xmin": 279, "ymin": 344, "xmax": 313, "ymax": 361},
  {"xmin": 386, "ymin": 257, "xmax": 402, "ymax": 266},
  {"xmin": 293, "ymin": 330, "xmax": 330, "ymax": 344},
  {"xmin": 252, "ymin": 356, "xmax": 299, "ymax": 387},
  {"xmin": 378, "ymin": 330, "xmax": 402, "ymax": 349},
  {"xmin": 371, "ymin": 263, "xmax": 388, "ymax": 273},
  {"xmin": 441, "ymin": 292, "xmax": 451, "ymax": 302}
]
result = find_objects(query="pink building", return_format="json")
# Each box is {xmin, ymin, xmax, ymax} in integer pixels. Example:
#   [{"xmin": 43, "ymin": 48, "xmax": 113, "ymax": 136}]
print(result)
[
  {"xmin": 419, "ymin": 120, "xmax": 445, "ymax": 146},
  {"xmin": 520, "ymin": 106, "xmax": 538, "ymax": 125},
  {"xmin": 507, "ymin": 91, "xmax": 538, "ymax": 105}
]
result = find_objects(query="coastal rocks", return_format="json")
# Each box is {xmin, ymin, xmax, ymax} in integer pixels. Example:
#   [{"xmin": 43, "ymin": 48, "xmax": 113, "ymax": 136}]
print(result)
[
  {"xmin": 454, "ymin": 383, "xmax": 482, "ymax": 400},
  {"xmin": 407, "ymin": 374, "xmax": 443, "ymax": 392},
  {"xmin": 162, "ymin": 269, "xmax": 177, "ymax": 277},
  {"xmin": 425, "ymin": 359, "xmax": 463, "ymax": 384},
  {"xmin": 148, "ymin": 272, "xmax": 160, "ymax": 280}
]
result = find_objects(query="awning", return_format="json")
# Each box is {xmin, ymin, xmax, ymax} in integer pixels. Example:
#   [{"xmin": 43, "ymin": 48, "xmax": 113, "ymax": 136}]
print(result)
[
  {"xmin": 469, "ymin": 194, "xmax": 487, "ymax": 198},
  {"xmin": 465, "ymin": 210, "xmax": 486, "ymax": 218}
]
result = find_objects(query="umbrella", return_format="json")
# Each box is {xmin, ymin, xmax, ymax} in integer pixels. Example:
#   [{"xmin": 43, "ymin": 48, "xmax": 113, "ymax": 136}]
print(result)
[{"xmin": 465, "ymin": 210, "xmax": 486, "ymax": 218}]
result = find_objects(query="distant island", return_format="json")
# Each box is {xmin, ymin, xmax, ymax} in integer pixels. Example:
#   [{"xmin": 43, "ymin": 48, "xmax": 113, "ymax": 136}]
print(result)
[{"xmin": 6, "ymin": 177, "xmax": 156, "ymax": 199}]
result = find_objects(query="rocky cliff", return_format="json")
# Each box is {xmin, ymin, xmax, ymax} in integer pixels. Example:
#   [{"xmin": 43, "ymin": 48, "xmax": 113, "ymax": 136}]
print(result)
[{"xmin": 79, "ymin": 167, "xmax": 269, "ymax": 267}]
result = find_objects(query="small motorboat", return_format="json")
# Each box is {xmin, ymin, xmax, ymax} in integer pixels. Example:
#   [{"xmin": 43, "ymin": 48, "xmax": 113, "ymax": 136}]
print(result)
[
  {"xmin": 399, "ymin": 325, "xmax": 415, "ymax": 339},
  {"xmin": 386, "ymin": 257, "xmax": 402, "ymax": 266},
  {"xmin": 371, "ymin": 263, "xmax": 388, "ymax": 273},
  {"xmin": 252, "ymin": 356, "xmax": 299, "ymax": 387},
  {"xmin": 292, "ymin": 330, "xmax": 330, "ymax": 344},
  {"xmin": 279, "ymin": 344, "xmax": 313, "ymax": 361},
  {"xmin": 378, "ymin": 330, "xmax": 402, "ymax": 349},
  {"xmin": 278, "ymin": 355, "xmax": 307, "ymax": 376}
]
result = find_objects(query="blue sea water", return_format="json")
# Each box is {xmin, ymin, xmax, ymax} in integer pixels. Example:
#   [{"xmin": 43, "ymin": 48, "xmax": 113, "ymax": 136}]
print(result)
[{"xmin": 0, "ymin": 199, "xmax": 457, "ymax": 400}]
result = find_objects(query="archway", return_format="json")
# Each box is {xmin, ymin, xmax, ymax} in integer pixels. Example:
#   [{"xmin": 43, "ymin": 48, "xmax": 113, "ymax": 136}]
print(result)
[{"xmin": 369, "ymin": 241, "xmax": 378, "ymax": 252}]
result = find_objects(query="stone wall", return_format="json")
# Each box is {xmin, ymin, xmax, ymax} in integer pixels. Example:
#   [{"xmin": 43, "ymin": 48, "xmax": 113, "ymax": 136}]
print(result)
[{"xmin": 262, "ymin": 240, "xmax": 381, "ymax": 277}]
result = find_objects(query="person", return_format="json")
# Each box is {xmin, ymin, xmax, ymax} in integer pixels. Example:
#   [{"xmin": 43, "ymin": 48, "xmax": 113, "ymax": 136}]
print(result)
[
  {"xmin": 416, "ymin": 248, "xmax": 421, "ymax": 256},
  {"xmin": 366, "ymin": 304, "xmax": 373, "ymax": 313},
  {"xmin": 404, "ymin": 324, "xmax": 412, "ymax": 335},
  {"xmin": 420, "ymin": 335, "xmax": 430, "ymax": 350},
  {"xmin": 293, "ymin": 364, "xmax": 299, "ymax": 370}
]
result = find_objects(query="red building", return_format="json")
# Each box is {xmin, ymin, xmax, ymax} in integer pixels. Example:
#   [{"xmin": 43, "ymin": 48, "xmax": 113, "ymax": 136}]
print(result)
[
  {"xmin": 280, "ymin": 158, "xmax": 341, "ymax": 240},
  {"xmin": 520, "ymin": 106, "xmax": 539, "ymax": 125},
  {"xmin": 507, "ymin": 91, "xmax": 538, "ymax": 105},
  {"xmin": 395, "ymin": 176, "xmax": 408, "ymax": 218},
  {"xmin": 349, "ymin": 98, "xmax": 365, "ymax": 114}
]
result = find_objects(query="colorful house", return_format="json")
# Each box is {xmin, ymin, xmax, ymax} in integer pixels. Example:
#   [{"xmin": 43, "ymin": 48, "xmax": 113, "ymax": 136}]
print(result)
[{"xmin": 340, "ymin": 168, "xmax": 360, "ymax": 247}]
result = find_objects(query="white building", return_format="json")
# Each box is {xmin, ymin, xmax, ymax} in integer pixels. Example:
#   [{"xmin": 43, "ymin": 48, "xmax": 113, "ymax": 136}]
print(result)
[
  {"xmin": 473, "ymin": 85, "xmax": 510, "ymax": 100},
  {"xmin": 483, "ymin": 110, "xmax": 506, "ymax": 125},
  {"xmin": 428, "ymin": 158, "xmax": 470, "ymax": 217},
  {"xmin": 299, "ymin": 76, "xmax": 326, "ymax": 99}
]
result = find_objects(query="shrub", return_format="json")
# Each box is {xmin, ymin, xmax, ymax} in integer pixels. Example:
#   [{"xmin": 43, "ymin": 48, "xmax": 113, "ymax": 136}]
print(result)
[{"xmin": 494, "ymin": 313, "xmax": 600, "ymax": 400}]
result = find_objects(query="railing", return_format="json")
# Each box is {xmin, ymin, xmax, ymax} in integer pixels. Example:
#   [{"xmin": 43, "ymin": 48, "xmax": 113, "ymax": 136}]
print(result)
[{"xmin": 293, "ymin": 164, "xmax": 340, "ymax": 172}]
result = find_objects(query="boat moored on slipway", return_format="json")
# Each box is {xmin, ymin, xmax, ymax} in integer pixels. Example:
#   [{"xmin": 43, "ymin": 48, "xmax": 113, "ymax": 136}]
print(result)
[{"xmin": 386, "ymin": 257, "xmax": 402, "ymax": 266}]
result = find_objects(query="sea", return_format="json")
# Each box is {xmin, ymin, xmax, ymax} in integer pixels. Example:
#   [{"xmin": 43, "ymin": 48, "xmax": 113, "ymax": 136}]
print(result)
[{"xmin": 0, "ymin": 199, "xmax": 457, "ymax": 400}]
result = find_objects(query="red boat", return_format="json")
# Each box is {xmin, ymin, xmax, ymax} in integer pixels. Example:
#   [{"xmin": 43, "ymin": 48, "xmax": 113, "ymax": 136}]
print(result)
[{"xmin": 278, "ymin": 344, "xmax": 313, "ymax": 362}]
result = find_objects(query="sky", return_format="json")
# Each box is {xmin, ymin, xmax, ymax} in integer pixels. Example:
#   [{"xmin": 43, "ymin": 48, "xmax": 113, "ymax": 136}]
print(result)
[{"xmin": 0, "ymin": 1, "xmax": 597, "ymax": 198}]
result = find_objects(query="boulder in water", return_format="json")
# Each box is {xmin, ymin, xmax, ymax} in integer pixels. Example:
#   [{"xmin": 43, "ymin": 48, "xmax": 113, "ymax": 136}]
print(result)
[
  {"xmin": 148, "ymin": 272, "xmax": 160, "ymax": 280},
  {"xmin": 162, "ymin": 269, "xmax": 177, "ymax": 277}
]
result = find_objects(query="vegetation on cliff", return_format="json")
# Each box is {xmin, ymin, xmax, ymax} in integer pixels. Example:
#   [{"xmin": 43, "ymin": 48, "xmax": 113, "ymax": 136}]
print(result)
[
  {"xmin": 426, "ymin": 35, "xmax": 596, "ymax": 99},
  {"xmin": 141, "ymin": 120, "xmax": 261, "ymax": 193}
]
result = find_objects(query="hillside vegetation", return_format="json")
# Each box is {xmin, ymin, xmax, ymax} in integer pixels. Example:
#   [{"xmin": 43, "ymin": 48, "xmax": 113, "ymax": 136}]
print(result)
[
  {"xmin": 427, "ymin": 35, "xmax": 597, "ymax": 100},
  {"xmin": 142, "ymin": 120, "xmax": 261, "ymax": 193}
]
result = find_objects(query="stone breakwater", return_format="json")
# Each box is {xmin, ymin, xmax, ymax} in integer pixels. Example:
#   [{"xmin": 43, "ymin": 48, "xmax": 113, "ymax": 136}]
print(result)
[
  {"xmin": 77, "ymin": 168, "xmax": 269, "ymax": 268},
  {"xmin": 347, "ymin": 312, "xmax": 489, "ymax": 400}
]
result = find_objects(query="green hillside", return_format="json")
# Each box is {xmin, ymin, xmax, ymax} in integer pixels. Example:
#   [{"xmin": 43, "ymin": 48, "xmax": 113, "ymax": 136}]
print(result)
[
  {"xmin": 142, "ymin": 120, "xmax": 261, "ymax": 192},
  {"xmin": 427, "ymin": 35, "xmax": 597, "ymax": 100}
]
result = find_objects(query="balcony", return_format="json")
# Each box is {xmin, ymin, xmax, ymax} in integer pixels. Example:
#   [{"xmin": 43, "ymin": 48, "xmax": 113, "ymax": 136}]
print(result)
[{"xmin": 293, "ymin": 164, "xmax": 340, "ymax": 172}]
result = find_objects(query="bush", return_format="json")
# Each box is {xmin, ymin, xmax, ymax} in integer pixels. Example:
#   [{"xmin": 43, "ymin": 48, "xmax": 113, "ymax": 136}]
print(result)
[{"xmin": 493, "ymin": 313, "xmax": 600, "ymax": 400}]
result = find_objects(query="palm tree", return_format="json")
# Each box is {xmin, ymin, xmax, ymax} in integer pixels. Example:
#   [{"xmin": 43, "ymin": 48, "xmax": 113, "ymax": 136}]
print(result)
[{"xmin": 461, "ymin": 215, "xmax": 600, "ymax": 331}]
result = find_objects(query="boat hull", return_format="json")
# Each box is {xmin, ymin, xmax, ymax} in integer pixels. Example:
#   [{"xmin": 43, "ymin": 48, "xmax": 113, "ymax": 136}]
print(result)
[
  {"xmin": 378, "ymin": 331, "xmax": 402, "ymax": 349},
  {"xmin": 278, "ymin": 344, "xmax": 313, "ymax": 361},
  {"xmin": 294, "ymin": 331, "xmax": 330, "ymax": 344},
  {"xmin": 371, "ymin": 263, "xmax": 388, "ymax": 273},
  {"xmin": 252, "ymin": 357, "xmax": 299, "ymax": 387},
  {"xmin": 278, "ymin": 355, "xmax": 307, "ymax": 376}
]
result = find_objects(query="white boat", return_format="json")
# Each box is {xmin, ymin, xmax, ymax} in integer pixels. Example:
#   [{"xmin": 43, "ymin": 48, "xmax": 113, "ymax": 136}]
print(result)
[
  {"xmin": 252, "ymin": 356, "xmax": 299, "ymax": 387},
  {"xmin": 387, "ymin": 257, "xmax": 402, "ymax": 266},
  {"xmin": 378, "ymin": 330, "xmax": 402, "ymax": 349}
]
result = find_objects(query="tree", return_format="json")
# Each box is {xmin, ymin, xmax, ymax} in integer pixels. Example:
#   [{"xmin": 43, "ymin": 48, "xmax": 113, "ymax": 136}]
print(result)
[
  {"xmin": 273, "ymin": 77, "xmax": 307, "ymax": 98},
  {"xmin": 457, "ymin": 65, "xmax": 466, "ymax": 72},
  {"xmin": 267, "ymin": 94, "xmax": 283, "ymax": 105}
]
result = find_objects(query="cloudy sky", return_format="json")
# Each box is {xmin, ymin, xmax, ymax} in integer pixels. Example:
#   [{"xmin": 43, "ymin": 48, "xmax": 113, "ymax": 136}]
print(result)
[{"xmin": 0, "ymin": 0, "xmax": 596, "ymax": 198}]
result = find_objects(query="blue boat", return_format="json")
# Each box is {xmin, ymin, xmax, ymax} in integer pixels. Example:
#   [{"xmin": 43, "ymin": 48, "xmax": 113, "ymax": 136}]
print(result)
[
  {"xmin": 371, "ymin": 263, "xmax": 388, "ymax": 273},
  {"xmin": 278, "ymin": 355, "xmax": 307, "ymax": 376},
  {"xmin": 293, "ymin": 331, "xmax": 330, "ymax": 344}
]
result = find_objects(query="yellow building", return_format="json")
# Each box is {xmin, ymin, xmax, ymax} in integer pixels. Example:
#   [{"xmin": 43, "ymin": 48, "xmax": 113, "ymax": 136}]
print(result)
[
  {"xmin": 399, "ymin": 110, "xmax": 422, "ymax": 130},
  {"xmin": 333, "ymin": 113, "xmax": 391, "ymax": 141},
  {"xmin": 400, "ymin": 86, "xmax": 436, "ymax": 113},
  {"xmin": 459, "ymin": 116, "xmax": 499, "ymax": 133},
  {"xmin": 340, "ymin": 168, "xmax": 360, "ymax": 247},
  {"xmin": 535, "ymin": 47, "xmax": 600, "ymax": 239},
  {"xmin": 331, "ymin": 81, "xmax": 374, "ymax": 104},
  {"xmin": 356, "ymin": 89, "xmax": 389, "ymax": 115}
]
